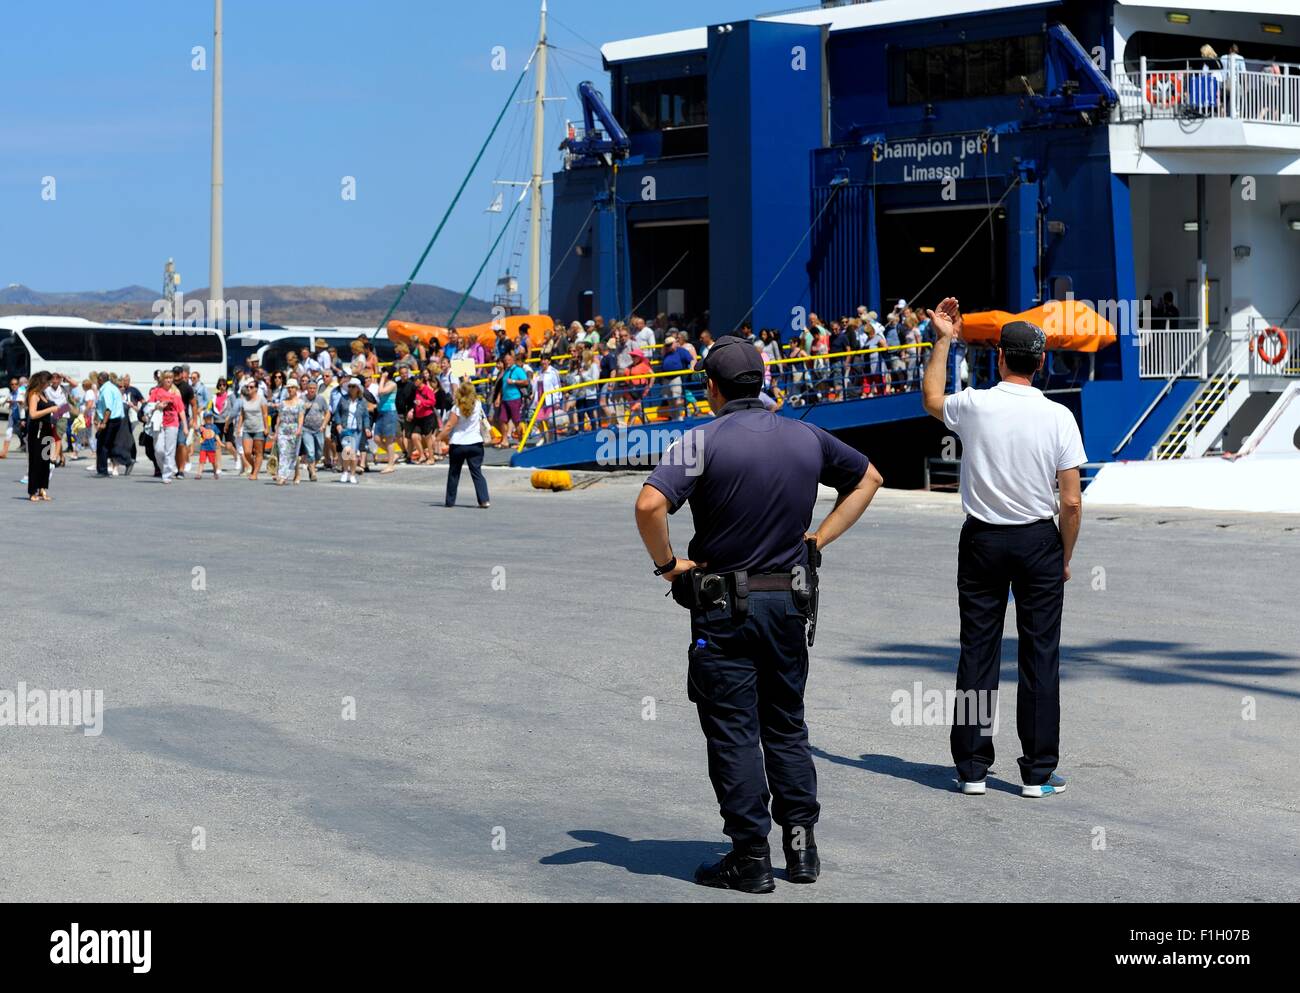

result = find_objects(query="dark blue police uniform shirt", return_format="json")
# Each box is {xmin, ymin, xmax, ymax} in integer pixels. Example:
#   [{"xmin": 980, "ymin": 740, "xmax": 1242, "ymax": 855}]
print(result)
[{"xmin": 645, "ymin": 398, "xmax": 871, "ymax": 574}]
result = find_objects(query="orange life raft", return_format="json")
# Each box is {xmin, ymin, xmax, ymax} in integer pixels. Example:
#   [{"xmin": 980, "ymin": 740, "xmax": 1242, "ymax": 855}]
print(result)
[
  {"xmin": 959, "ymin": 301, "xmax": 1118, "ymax": 353},
  {"xmin": 387, "ymin": 315, "xmax": 555, "ymax": 355}
]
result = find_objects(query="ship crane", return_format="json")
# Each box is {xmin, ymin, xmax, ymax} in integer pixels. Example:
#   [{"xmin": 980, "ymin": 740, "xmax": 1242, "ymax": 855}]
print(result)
[{"xmin": 561, "ymin": 81, "xmax": 631, "ymax": 168}]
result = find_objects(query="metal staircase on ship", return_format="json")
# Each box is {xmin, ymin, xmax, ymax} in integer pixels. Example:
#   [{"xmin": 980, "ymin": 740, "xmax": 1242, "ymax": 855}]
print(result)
[{"xmin": 1150, "ymin": 338, "xmax": 1253, "ymax": 460}]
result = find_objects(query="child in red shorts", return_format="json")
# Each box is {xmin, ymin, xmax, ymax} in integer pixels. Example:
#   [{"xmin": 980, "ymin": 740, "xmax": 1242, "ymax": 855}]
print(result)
[{"xmin": 195, "ymin": 411, "xmax": 221, "ymax": 479}]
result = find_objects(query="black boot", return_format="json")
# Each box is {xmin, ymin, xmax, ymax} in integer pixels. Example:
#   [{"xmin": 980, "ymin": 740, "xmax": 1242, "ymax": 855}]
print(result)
[
  {"xmin": 783, "ymin": 825, "xmax": 820, "ymax": 884},
  {"xmin": 694, "ymin": 843, "xmax": 775, "ymax": 894}
]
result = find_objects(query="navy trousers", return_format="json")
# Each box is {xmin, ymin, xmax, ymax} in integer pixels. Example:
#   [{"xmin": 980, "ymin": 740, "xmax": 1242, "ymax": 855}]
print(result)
[
  {"xmin": 688, "ymin": 591, "xmax": 818, "ymax": 847},
  {"xmin": 951, "ymin": 517, "xmax": 1064, "ymax": 786},
  {"xmin": 445, "ymin": 442, "xmax": 489, "ymax": 507}
]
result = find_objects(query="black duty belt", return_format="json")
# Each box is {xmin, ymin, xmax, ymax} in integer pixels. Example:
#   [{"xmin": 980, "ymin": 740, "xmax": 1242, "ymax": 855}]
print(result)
[
  {"xmin": 746, "ymin": 574, "xmax": 796, "ymax": 592},
  {"xmin": 672, "ymin": 568, "xmax": 810, "ymax": 627}
]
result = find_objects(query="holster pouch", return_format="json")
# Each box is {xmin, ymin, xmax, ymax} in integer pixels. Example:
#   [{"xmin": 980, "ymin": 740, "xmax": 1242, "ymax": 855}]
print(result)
[
  {"xmin": 670, "ymin": 570, "xmax": 698, "ymax": 609},
  {"xmin": 731, "ymin": 570, "xmax": 749, "ymax": 621},
  {"xmin": 672, "ymin": 569, "xmax": 730, "ymax": 613}
]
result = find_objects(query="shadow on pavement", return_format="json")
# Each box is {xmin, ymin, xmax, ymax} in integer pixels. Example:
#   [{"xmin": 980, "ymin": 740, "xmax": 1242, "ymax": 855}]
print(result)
[
  {"xmin": 811, "ymin": 747, "xmax": 1026, "ymax": 795},
  {"xmin": 845, "ymin": 638, "xmax": 1300, "ymax": 700},
  {"xmin": 540, "ymin": 830, "xmax": 727, "ymax": 882},
  {"xmin": 810, "ymin": 747, "xmax": 954, "ymax": 792}
]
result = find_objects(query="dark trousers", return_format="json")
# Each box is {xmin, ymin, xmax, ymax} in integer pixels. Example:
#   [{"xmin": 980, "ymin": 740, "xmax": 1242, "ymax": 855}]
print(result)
[
  {"xmin": 576, "ymin": 396, "xmax": 600, "ymax": 432},
  {"xmin": 688, "ymin": 591, "xmax": 817, "ymax": 847},
  {"xmin": 951, "ymin": 517, "xmax": 1064, "ymax": 786},
  {"xmin": 141, "ymin": 430, "xmax": 158, "ymax": 475},
  {"xmin": 27, "ymin": 421, "xmax": 51, "ymax": 495},
  {"xmin": 96, "ymin": 417, "xmax": 120, "ymax": 474},
  {"xmin": 445, "ymin": 442, "xmax": 489, "ymax": 506}
]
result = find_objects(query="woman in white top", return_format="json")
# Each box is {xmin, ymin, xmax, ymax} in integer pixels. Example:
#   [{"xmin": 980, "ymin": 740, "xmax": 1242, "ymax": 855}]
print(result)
[{"xmin": 436, "ymin": 382, "xmax": 490, "ymax": 509}]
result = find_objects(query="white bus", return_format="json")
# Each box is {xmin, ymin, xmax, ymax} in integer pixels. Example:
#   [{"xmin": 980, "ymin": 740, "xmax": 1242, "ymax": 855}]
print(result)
[
  {"xmin": 0, "ymin": 316, "xmax": 227, "ymax": 388},
  {"xmin": 226, "ymin": 326, "xmax": 397, "ymax": 374}
]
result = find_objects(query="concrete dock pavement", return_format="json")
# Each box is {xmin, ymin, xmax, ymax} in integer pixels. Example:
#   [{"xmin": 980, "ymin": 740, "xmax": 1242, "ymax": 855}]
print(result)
[{"xmin": 0, "ymin": 452, "xmax": 1296, "ymax": 902}]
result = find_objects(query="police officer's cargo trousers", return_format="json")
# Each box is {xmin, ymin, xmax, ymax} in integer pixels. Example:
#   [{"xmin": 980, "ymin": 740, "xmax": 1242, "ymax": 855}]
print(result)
[
  {"xmin": 952, "ymin": 517, "xmax": 1064, "ymax": 787},
  {"xmin": 688, "ymin": 590, "xmax": 819, "ymax": 846}
]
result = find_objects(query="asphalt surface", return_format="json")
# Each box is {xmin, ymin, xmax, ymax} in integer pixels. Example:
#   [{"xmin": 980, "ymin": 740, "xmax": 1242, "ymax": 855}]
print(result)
[{"xmin": 1, "ymin": 449, "xmax": 1297, "ymax": 902}]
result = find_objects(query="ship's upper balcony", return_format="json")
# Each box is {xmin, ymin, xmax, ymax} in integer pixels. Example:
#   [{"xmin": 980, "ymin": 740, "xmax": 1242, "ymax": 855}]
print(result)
[
  {"xmin": 1111, "ymin": 57, "xmax": 1300, "ymax": 156},
  {"xmin": 1110, "ymin": 57, "xmax": 1300, "ymax": 173}
]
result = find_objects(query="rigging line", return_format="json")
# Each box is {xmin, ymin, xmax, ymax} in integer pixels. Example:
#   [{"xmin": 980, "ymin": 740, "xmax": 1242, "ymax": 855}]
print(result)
[
  {"xmin": 484, "ymin": 103, "xmax": 529, "ymax": 287},
  {"xmin": 546, "ymin": 58, "xmax": 575, "ymax": 154},
  {"xmin": 447, "ymin": 188, "xmax": 530, "ymax": 328},
  {"xmin": 549, "ymin": 48, "xmax": 605, "ymax": 74},
  {"xmin": 537, "ymin": 202, "xmax": 597, "ymax": 306},
  {"xmin": 546, "ymin": 12, "xmax": 604, "ymax": 58},
  {"xmin": 489, "ymin": 84, "xmax": 531, "ymax": 184},
  {"xmin": 548, "ymin": 43, "xmax": 600, "ymax": 63},
  {"xmin": 732, "ymin": 182, "xmax": 846, "ymax": 335},
  {"xmin": 982, "ymin": 133, "xmax": 995, "ymax": 291},
  {"xmin": 627, "ymin": 251, "xmax": 691, "ymax": 321},
  {"xmin": 905, "ymin": 176, "xmax": 1022, "ymax": 307},
  {"xmin": 375, "ymin": 44, "xmax": 539, "ymax": 333}
]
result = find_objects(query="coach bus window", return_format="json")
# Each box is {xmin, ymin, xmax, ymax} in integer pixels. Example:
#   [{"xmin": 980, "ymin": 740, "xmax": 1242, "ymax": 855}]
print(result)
[
  {"xmin": 0, "ymin": 333, "xmax": 30, "ymax": 379},
  {"xmin": 22, "ymin": 326, "xmax": 222, "ymax": 365},
  {"xmin": 262, "ymin": 338, "xmax": 310, "ymax": 372},
  {"xmin": 122, "ymin": 328, "xmax": 157, "ymax": 362},
  {"xmin": 23, "ymin": 327, "xmax": 91, "ymax": 360},
  {"xmin": 156, "ymin": 329, "xmax": 223, "ymax": 364}
]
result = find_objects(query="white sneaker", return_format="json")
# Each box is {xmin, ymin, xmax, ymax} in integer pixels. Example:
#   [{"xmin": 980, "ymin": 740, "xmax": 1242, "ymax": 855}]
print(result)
[
  {"xmin": 86, "ymin": 464, "xmax": 97, "ymax": 472},
  {"xmin": 349, "ymin": 473, "xmax": 360, "ymax": 484},
  {"xmin": 340, "ymin": 472, "xmax": 351, "ymax": 483},
  {"xmin": 958, "ymin": 779, "xmax": 987, "ymax": 796},
  {"xmin": 1022, "ymin": 773, "xmax": 1067, "ymax": 798},
  {"xmin": 215, "ymin": 469, "xmax": 222, "ymax": 478}
]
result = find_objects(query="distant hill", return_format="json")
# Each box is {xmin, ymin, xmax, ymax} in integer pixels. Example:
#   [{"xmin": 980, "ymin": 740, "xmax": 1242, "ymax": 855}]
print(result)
[
  {"xmin": 0, "ymin": 283, "xmax": 495, "ymax": 328},
  {"xmin": 0, "ymin": 283, "xmax": 156, "ymax": 307}
]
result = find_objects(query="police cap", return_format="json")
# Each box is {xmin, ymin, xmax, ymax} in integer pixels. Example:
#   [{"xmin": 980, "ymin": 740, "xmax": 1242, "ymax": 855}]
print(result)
[{"xmin": 696, "ymin": 335, "xmax": 765, "ymax": 386}]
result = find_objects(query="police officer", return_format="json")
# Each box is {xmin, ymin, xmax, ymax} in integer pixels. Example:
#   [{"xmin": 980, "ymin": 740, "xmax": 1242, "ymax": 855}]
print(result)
[
  {"xmin": 635, "ymin": 336, "xmax": 883, "ymax": 892},
  {"xmin": 922, "ymin": 298, "xmax": 1085, "ymax": 799}
]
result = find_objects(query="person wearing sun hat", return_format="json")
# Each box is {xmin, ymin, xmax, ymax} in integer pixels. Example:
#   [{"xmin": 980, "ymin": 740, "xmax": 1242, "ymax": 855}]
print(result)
[
  {"xmin": 335, "ymin": 378, "xmax": 371, "ymax": 484},
  {"xmin": 273, "ymin": 378, "xmax": 306, "ymax": 486}
]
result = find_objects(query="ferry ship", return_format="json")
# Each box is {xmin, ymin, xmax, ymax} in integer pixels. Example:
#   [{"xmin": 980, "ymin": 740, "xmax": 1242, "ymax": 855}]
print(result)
[{"xmin": 541, "ymin": 0, "xmax": 1300, "ymax": 510}]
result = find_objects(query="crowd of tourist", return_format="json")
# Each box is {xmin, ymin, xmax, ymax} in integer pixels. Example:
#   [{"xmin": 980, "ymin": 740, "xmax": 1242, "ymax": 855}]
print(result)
[{"xmin": 2, "ymin": 300, "xmax": 942, "ymax": 503}]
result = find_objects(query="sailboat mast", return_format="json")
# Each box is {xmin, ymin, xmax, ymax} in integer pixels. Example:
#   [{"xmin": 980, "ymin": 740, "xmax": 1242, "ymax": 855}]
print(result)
[
  {"xmin": 209, "ymin": 0, "xmax": 224, "ymax": 324},
  {"xmin": 528, "ymin": 0, "xmax": 548, "ymax": 316}
]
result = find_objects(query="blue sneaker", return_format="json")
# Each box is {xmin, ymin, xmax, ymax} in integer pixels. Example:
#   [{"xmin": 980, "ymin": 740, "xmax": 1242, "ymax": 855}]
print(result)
[{"xmin": 1021, "ymin": 773, "xmax": 1067, "ymax": 798}]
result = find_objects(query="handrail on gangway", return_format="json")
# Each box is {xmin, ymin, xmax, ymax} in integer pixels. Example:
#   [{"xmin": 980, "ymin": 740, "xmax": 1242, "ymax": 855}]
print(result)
[{"xmin": 1111, "ymin": 329, "xmax": 1218, "ymax": 457}]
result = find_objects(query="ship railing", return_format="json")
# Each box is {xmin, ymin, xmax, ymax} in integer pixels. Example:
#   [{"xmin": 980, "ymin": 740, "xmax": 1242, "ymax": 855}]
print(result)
[
  {"xmin": 1246, "ymin": 317, "xmax": 1300, "ymax": 380},
  {"xmin": 1113, "ymin": 327, "xmax": 1223, "ymax": 456},
  {"xmin": 509, "ymin": 342, "xmax": 934, "ymax": 451},
  {"xmin": 1111, "ymin": 57, "xmax": 1300, "ymax": 126},
  {"xmin": 1138, "ymin": 321, "xmax": 1209, "ymax": 379}
]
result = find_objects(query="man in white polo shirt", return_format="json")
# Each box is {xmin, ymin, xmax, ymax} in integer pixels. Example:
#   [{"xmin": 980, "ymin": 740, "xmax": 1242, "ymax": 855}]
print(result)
[{"xmin": 922, "ymin": 298, "xmax": 1085, "ymax": 799}]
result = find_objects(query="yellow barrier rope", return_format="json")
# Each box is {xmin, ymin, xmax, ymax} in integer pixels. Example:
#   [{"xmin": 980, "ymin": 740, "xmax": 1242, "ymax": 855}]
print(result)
[{"xmin": 514, "ymin": 342, "xmax": 931, "ymax": 451}]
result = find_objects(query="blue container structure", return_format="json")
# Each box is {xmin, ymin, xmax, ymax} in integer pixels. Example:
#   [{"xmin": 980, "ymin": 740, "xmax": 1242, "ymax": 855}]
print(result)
[{"xmin": 542, "ymin": 0, "xmax": 1300, "ymax": 479}]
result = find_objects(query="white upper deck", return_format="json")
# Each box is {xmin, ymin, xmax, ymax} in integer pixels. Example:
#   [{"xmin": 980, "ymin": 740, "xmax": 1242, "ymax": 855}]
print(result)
[
  {"xmin": 600, "ymin": 0, "xmax": 1056, "ymax": 63},
  {"xmin": 601, "ymin": 0, "xmax": 1300, "ymax": 64}
]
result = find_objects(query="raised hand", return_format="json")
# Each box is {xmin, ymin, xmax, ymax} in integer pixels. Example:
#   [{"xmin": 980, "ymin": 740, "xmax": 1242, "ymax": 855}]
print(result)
[{"xmin": 927, "ymin": 297, "xmax": 963, "ymax": 340}]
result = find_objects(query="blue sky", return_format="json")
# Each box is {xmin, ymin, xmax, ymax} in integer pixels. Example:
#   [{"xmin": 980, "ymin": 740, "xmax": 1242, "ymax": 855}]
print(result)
[{"xmin": 0, "ymin": 0, "xmax": 754, "ymax": 301}]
